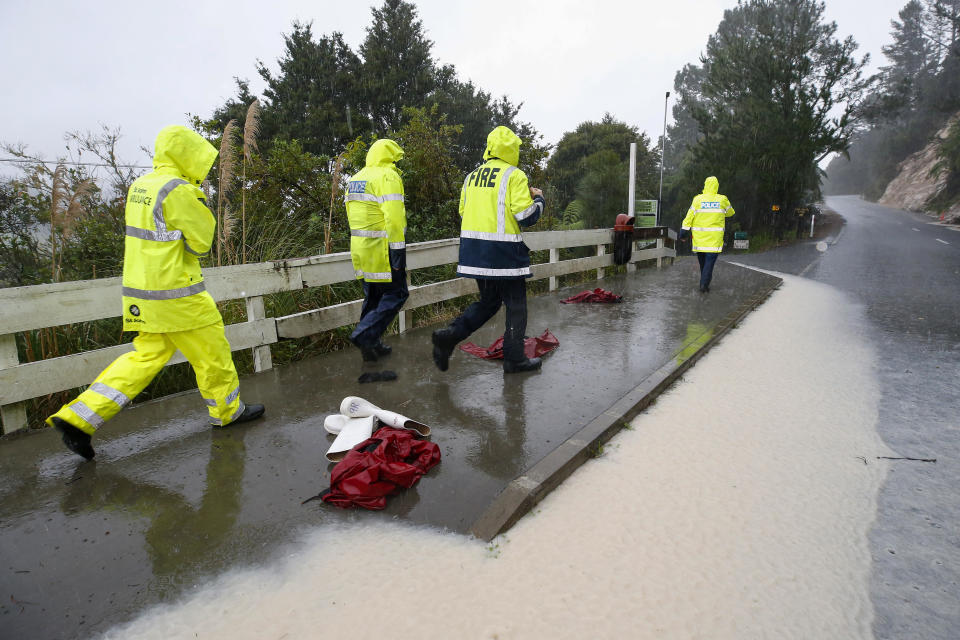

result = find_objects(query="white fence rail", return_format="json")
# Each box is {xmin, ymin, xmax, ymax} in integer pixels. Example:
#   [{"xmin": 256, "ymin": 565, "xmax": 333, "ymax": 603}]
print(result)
[{"xmin": 0, "ymin": 227, "xmax": 676, "ymax": 434}]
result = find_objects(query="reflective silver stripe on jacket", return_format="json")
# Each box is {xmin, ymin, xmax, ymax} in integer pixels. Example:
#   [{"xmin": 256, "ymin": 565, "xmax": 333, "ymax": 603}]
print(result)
[
  {"xmin": 457, "ymin": 264, "xmax": 531, "ymax": 277},
  {"xmin": 69, "ymin": 401, "xmax": 104, "ymax": 428},
  {"xmin": 183, "ymin": 240, "xmax": 205, "ymax": 256},
  {"xmin": 154, "ymin": 179, "xmax": 188, "ymax": 235},
  {"xmin": 460, "ymin": 229, "xmax": 523, "ymax": 243},
  {"xmin": 496, "ymin": 166, "xmax": 517, "ymax": 234},
  {"xmin": 226, "ymin": 386, "xmax": 240, "ymax": 406},
  {"xmin": 350, "ymin": 229, "xmax": 388, "ymax": 238},
  {"xmin": 122, "ymin": 281, "xmax": 206, "ymax": 300},
  {"xmin": 690, "ymin": 226, "xmax": 724, "ymax": 232},
  {"xmin": 345, "ymin": 193, "xmax": 404, "ymax": 204},
  {"xmin": 389, "ymin": 241, "xmax": 405, "ymax": 249},
  {"xmin": 515, "ymin": 200, "xmax": 542, "ymax": 222},
  {"xmin": 692, "ymin": 246, "xmax": 722, "ymax": 252},
  {"xmin": 126, "ymin": 178, "xmax": 193, "ymax": 244},
  {"xmin": 90, "ymin": 382, "xmax": 130, "ymax": 408},
  {"xmin": 125, "ymin": 225, "xmax": 174, "ymax": 241},
  {"xmin": 356, "ymin": 269, "xmax": 392, "ymax": 280},
  {"xmin": 202, "ymin": 397, "xmax": 217, "ymax": 407},
  {"xmin": 346, "ymin": 193, "xmax": 379, "ymax": 203}
]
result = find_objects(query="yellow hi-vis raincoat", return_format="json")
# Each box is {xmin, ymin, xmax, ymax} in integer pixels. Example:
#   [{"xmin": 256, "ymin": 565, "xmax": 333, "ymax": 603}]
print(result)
[
  {"xmin": 457, "ymin": 126, "xmax": 543, "ymax": 278},
  {"xmin": 47, "ymin": 126, "xmax": 246, "ymax": 433},
  {"xmin": 345, "ymin": 139, "xmax": 406, "ymax": 283},
  {"xmin": 681, "ymin": 176, "xmax": 735, "ymax": 253},
  {"xmin": 121, "ymin": 125, "xmax": 220, "ymax": 332}
]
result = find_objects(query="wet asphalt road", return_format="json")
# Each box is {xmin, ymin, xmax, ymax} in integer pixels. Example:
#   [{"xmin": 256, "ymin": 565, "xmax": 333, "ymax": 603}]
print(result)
[{"xmin": 731, "ymin": 195, "xmax": 960, "ymax": 640}]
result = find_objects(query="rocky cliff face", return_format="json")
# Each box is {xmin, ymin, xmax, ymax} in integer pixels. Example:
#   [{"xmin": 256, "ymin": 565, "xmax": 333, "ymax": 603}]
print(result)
[{"xmin": 879, "ymin": 115, "xmax": 959, "ymax": 217}]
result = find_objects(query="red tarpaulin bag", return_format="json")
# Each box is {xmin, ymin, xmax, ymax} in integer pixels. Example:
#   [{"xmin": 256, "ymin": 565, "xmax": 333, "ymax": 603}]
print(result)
[
  {"xmin": 459, "ymin": 329, "xmax": 559, "ymax": 360},
  {"xmin": 310, "ymin": 427, "xmax": 441, "ymax": 510},
  {"xmin": 560, "ymin": 288, "xmax": 623, "ymax": 304}
]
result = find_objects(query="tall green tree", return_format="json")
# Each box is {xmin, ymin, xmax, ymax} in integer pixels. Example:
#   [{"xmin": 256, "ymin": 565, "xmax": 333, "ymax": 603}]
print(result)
[
  {"xmin": 678, "ymin": 0, "xmax": 869, "ymax": 229},
  {"xmin": 664, "ymin": 64, "xmax": 708, "ymax": 175},
  {"xmin": 255, "ymin": 22, "xmax": 368, "ymax": 155},
  {"xmin": 360, "ymin": 0, "xmax": 436, "ymax": 134},
  {"xmin": 825, "ymin": 0, "xmax": 960, "ymax": 200},
  {"xmin": 883, "ymin": 1, "xmax": 935, "ymax": 104},
  {"xmin": 547, "ymin": 115, "xmax": 658, "ymax": 228}
]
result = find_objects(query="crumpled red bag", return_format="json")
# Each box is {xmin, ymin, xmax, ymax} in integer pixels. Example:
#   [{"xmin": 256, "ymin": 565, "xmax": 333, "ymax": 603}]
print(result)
[
  {"xmin": 459, "ymin": 329, "xmax": 559, "ymax": 360},
  {"xmin": 315, "ymin": 427, "xmax": 441, "ymax": 510},
  {"xmin": 560, "ymin": 288, "xmax": 623, "ymax": 304}
]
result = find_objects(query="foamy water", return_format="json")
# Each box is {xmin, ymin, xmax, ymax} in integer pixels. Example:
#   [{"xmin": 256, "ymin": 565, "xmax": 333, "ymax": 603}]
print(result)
[{"xmin": 102, "ymin": 275, "xmax": 891, "ymax": 640}]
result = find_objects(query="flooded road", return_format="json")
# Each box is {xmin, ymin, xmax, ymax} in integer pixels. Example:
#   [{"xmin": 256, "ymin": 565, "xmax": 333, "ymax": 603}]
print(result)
[{"xmin": 732, "ymin": 195, "xmax": 960, "ymax": 640}]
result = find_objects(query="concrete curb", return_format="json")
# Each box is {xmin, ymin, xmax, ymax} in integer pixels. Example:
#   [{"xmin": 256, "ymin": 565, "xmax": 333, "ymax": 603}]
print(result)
[{"xmin": 470, "ymin": 274, "xmax": 784, "ymax": 541}]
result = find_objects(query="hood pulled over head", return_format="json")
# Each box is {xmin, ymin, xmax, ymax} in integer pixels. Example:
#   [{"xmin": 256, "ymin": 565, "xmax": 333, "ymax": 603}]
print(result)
[
  {"xmin": 153, "ymin": 125, "xmax": 218, "ymax": 186},
  {"xmin": 483, "ymin": 126, "xmax": 521, "ymax": 166},
  {"xmin": 366, "ymin": 139, "xmax": 404, "ymax": 168},
  {"xmin": 703, "ymin": 176, "xmax": 719, "ymax": 195}
]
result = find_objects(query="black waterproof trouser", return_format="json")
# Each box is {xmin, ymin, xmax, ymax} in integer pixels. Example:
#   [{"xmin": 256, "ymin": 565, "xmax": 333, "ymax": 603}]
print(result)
[
  {"xmin": 696, "ymin": 252, "xmax": 719, "ymax": 290},
  {"xmin": 351, "ymin": 267, "xmax": 409, "ymax": 347},
  {"xmin": 448, "ymin": 278, "xmax": 528, "ymax": 362}
]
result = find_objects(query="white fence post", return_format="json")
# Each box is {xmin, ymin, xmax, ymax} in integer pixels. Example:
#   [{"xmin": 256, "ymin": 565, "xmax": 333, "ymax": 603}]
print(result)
[
  {"xmin": 596, "ymin": 244, "xmax": 605, "ymax": 280},
  {"xmin": 245, "ymin": 296, "xmax": 273, "ymax": 373},
  {"xmin": 656, "ymin": 234, "xmax": 664, "ymax": 269},
  {"xmin": 398, "ymin": 272, "xmax": 412, "ymax": 333},
  {"xmin": 0, "ymin": 334, "xmax": 27, "ymax": 434},
  {"xmin": 626, "ymin": 240, "xmax": 637, "ymax": 273},
  {"xmin": 548, "ymin": 248, "xmax": 559, "ymax": 291}
]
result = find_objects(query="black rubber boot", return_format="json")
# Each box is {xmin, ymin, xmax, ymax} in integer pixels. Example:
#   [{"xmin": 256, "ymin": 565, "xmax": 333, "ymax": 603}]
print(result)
[
  {"xmin": 503, "ymin": 357, "xmax": 542, "ymax": 374},
  {"xmin": 373, "ymin": 341, "xmax": 392, "ymax": 357},
  {"xmin": 51, "ymin": 417, "xmax": 95, "ymax": 460},
  {"xmin": 350, "ymin": 337, "xmax": 379, "ymax": 362},
  {"xmin": 230, "ymin": 403, "xmax": 265, "ymax": 425},
  {"xmin": 431, "ymin": 328, "xmax": 458, "ymax": 371}
]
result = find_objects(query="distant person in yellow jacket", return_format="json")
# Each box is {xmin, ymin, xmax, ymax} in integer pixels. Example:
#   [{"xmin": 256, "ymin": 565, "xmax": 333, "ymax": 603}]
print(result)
[
  {"xmin": 48, "ymin": 125, "xmax": 264, "ymax": 460},
  {"xmin": 681, "ymin": 176, "xmax": 735, "ymax": 292},
  {"xmin": 345, "ymin": 139, "xmax": 409, "ymax": 370}
]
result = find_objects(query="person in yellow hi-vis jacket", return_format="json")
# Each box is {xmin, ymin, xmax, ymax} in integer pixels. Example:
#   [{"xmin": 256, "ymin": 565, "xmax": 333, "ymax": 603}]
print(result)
[
  {"xmin": 681, "ymin": 176, "xmax": 735, "ymax": 293},
  {"xmin": 345, "ymin": 139, "xmax": 409, "ymax": 369},
  {"xmin": 47, "ymin": 125, "xmax": 265, "ymax": 460},
  {"xmin": 431, "ymin": 126, "xmax": 545, "ymax": 374}
]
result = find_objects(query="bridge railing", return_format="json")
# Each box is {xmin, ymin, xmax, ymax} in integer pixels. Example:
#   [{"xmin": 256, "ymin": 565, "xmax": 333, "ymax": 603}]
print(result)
[{"xmin": 0, "ymin": 227, "xmax": 675, "ymax": 434}]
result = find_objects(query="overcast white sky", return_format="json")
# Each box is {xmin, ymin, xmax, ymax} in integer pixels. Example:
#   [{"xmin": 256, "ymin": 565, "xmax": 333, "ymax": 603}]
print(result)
[{"xmin": 1, "ymin": 0, "xmax": 908, "ymax": 170}]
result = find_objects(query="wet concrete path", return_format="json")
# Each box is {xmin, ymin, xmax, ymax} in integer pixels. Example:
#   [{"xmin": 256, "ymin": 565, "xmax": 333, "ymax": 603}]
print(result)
[{"xmin": 0, "ymin": 261, "xmax": 780, "ymax": 639}]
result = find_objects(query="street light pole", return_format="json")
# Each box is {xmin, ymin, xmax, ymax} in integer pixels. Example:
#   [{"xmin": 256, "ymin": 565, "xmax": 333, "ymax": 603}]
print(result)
[{"xmin": 657, "ymin": 91, "xmax": 670, "ymax": 226}]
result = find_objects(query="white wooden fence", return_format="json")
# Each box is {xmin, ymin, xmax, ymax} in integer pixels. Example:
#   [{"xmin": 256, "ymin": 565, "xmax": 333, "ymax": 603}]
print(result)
[{"xmin": 0, "ymin": 227, "xmax": 675, "ymax": 434}]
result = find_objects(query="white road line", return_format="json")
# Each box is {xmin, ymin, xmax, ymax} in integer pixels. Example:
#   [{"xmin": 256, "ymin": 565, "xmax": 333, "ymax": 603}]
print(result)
[
  {"xmin": 912, "ymin": 228, "xmax": 920, "ymax": 231},
  {"xmin": 936, "ymin": 239, "xmax": 949, "ymax": 245}
]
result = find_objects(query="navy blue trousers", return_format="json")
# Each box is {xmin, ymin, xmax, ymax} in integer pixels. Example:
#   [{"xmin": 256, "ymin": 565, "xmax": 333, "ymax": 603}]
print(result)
[
  {"xmin": 351, "ymin": 267, "xmax": 409, "ymax": 347},
  {"xmin": 448, "ymin": 278, "xmax": 528, "ymax": 362},
  {"xmin": 696, "ymin": 252, "xmax": 718, "ymax": 290}
]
